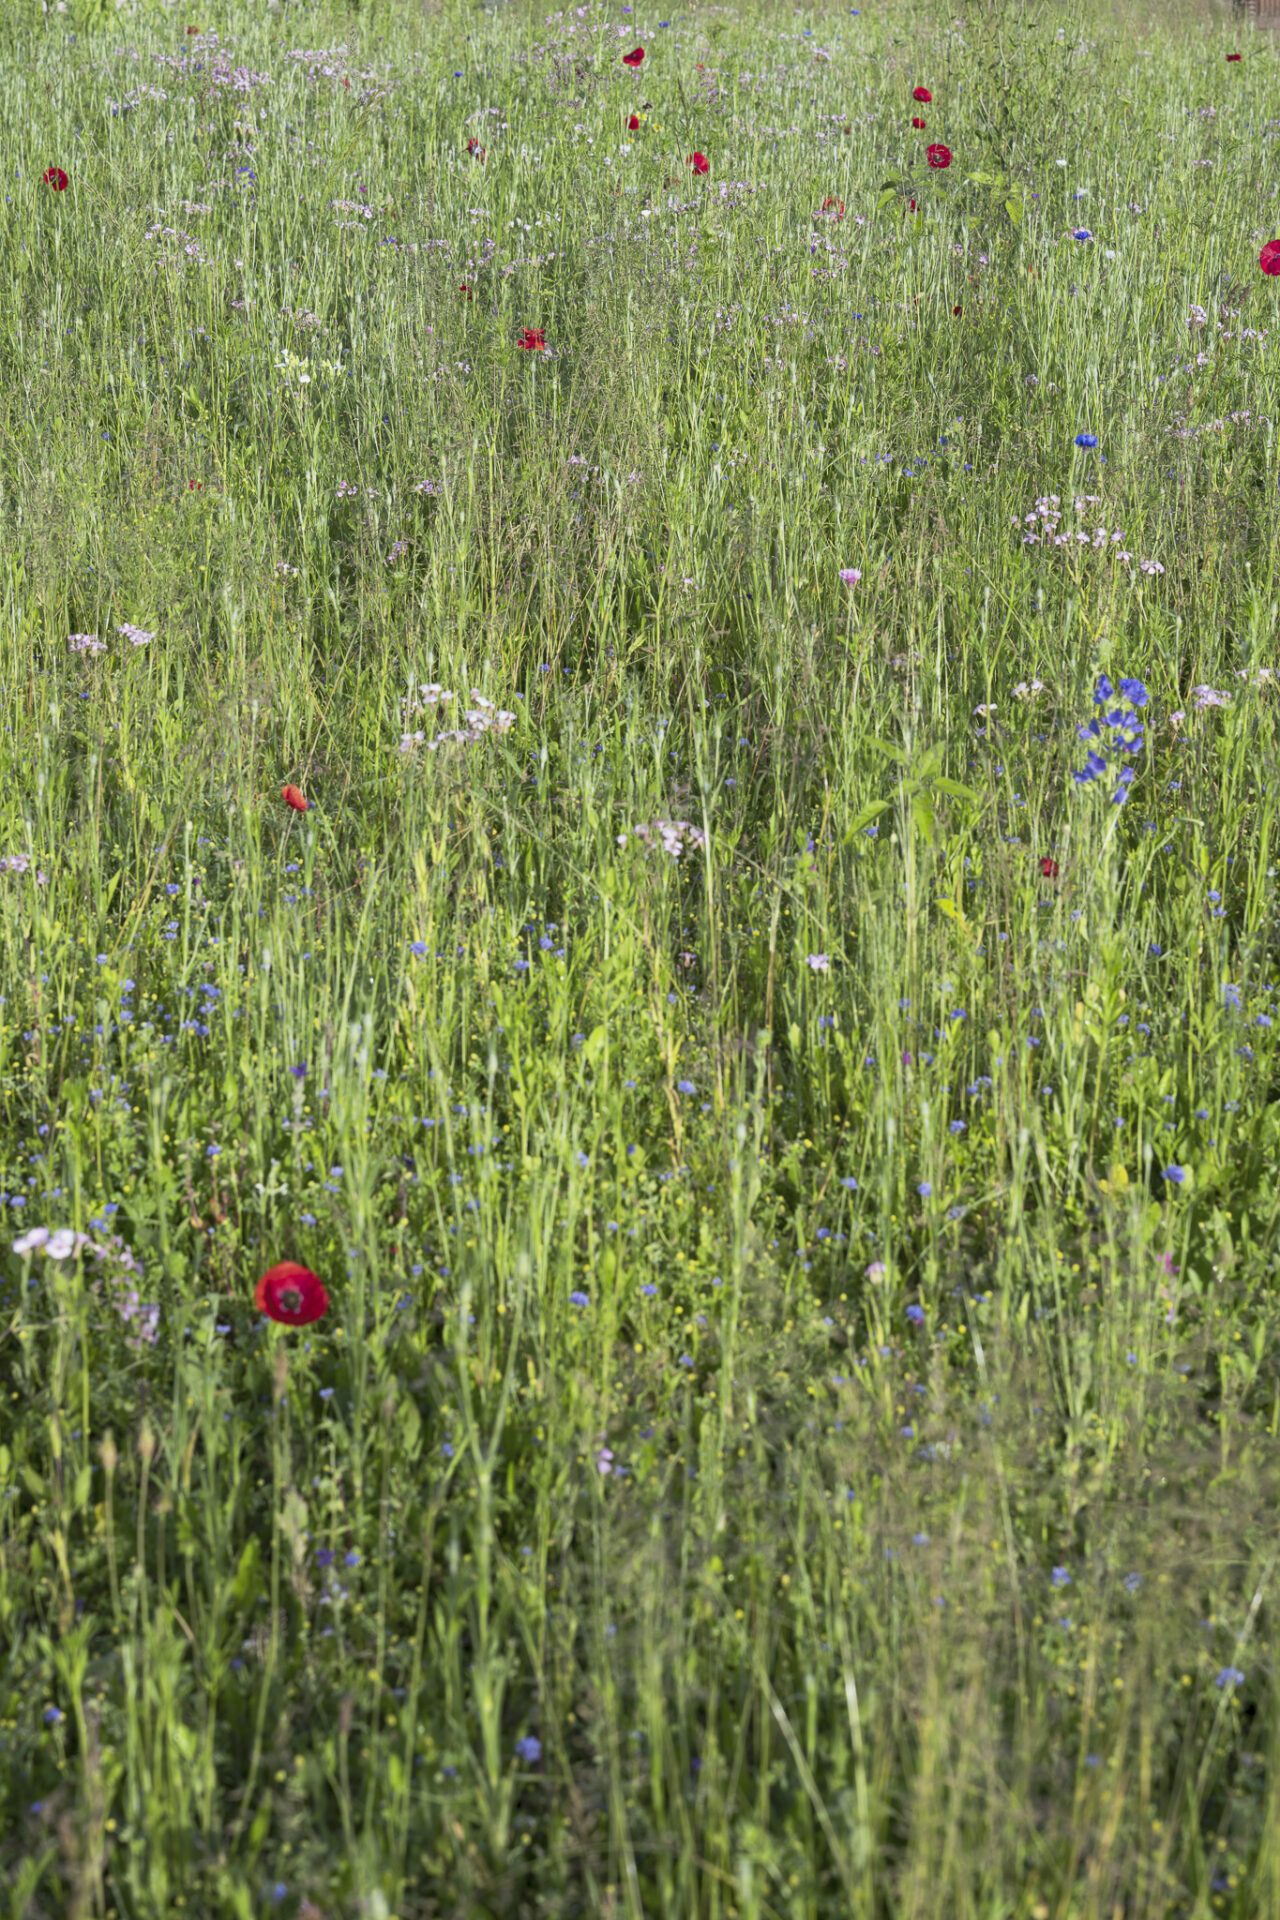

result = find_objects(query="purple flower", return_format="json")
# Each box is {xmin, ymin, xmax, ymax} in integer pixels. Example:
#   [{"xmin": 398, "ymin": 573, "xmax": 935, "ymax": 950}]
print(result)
[
  {"xmin": 515, "ymin": 1734, "xmax": 542, "ymax": 1762},
  {"xmin": 1162, "ymin": 1164, "xmax": 1186, "ymax": 1185},
  {"xmin": 906, "ymin": 1303, "xmax": 925, "ymax": 1325}
]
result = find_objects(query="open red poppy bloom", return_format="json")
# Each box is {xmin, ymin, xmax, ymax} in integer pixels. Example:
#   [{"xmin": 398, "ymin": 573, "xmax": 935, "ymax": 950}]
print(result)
[
  {"xmin": 1040, "ymin": 856, "xmax": 1060, "ymax": 880},
  {"xmin": 1227, "ymin": 51, "xmax": 1242, "ymax": 60},
  {"xmin": 628, "ymin": 113, "xmax": 641, "ymax": 131},
  {"xmin": 282, "ymin": 784, "xmax": 309, "ymax": 812},
  {"xmin": 256, "ymin": 1261, "xmax": 329, "ymax": 1327},
  {"xmin": 1260, "ymin": 240, "xmax": 1280, "ymax": 277},
  {"xmin": 926, "ymin": 143, "xmax": 952, "ymax": 169},
  {"xmin": 912, "ymin": 116, "xmax": 927, "ymax": 129},
  {"xmin": 688, "ymin": 151, "xmax": 709, "ymax": 175},
  {"xmin": 913, "ymin": 86, "xmax": 932, "ymax": 103},
  {"xmin": 459, "ymin": 281, "xmax": 473, "ymax": 299},
  {"xmin": 622, "ymin": 46, "xmax": 645, "ymax": 66},
  {"xmin": 43, "ymin": 167, "xmax": 68, "ymax": 191},
  {"xmin": 818, "ymin": 196, "xmax": 845, "ymax": 220},
  {"xmin": 467, "ymin": 138, "xmax": 487, "ymax": 162},
  {"xmin": 517, "ymin": 328, "xmax": 546, "ymax": 351}
]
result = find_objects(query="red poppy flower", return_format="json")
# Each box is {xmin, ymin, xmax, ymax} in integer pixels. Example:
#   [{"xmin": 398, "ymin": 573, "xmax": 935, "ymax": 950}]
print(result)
[
  {"xmin": 912, "ymin": 116, "xmax": 927, "ymax": 129},
  {"xmin": 282, "ymin": 784, "xmax": 309, "ymax": 812},
  {"xmin": 186, "ymin": 24, "xmax": 200, "ymax": 32},
  {"xmin": 688, "ymin": 151, "xmax": 709, "ymax": 175},
  {"xmin": 953, "ymin": 304, "xmax": 962, "ymax": 316},
  {"xmin": 913, "ymin": 86, "xmax": 932, "ymax": 103},
  {"xmin": 628, "ymin": 113, "xmax": 641, "ymax": 131},
  {"xmin": 908, "ymin": 197, "xmax": 917, "ymax": 212},
  {"xmin": 459, "ymin": 281, "xmax": 473, "ymax": 299},
  {"xmin": 1260, "ymin": 240, "xmax": 1280, "ymax": 277},
  {"xmin": 256, "ymin": 1261, "xmax": 329, "ymax": 1327},
  {"xmin": 622, "ymin": 46, "xmax": 645, "ymax": 66},
  {"xmin": 1227, "ymin": 51, "xmax": 1242, "ymax": 60},
  {"xmin": 818, "ymin": 195, "xmax": 845, "ymax": 219},
  {"xmin": 1040, "ymin": 856, "xmax": 1060, "ymax": 880},
  {"xmin": 926, "ymin": 143, "xmax": 952, "ymax": 169},
  {"xmin": 517, "ymin": 327, "xmax": 546, "ymax": 351},
  {"xmin": 466, "ymin": 138, "xmax": 487, "ymax": 162},
  {"xmin": 43, "ymin": 167, "xmax": 68, "ymax": 191}
]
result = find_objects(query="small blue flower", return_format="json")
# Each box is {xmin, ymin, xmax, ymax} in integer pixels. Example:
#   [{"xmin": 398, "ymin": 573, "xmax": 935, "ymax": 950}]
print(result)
[
  {"xmin": 677, "ymin": 1079, "xmax": 697, "ymax": 1094},
  {"xmin": 916, "ymin": 1181, "xmax": 932, "ymax": 1198},
  {"xmin": 1162, "ymin": 1164, "xmax": 1186, "ymax": 1185},
  {"xmin": 1216, "ymin": 1666, "xmax": 1245, "ymax": 1689},
  {"xmin": 43, "ymin": 1706, "xmax": 63, "ymax": 1725},
  {"xmin": 1075, "ymin": 432, "xmax": 1099, "ymax": 449},
  {"xmin": 569, "ymin": 1290, "xmax": 590, "ymax": 1308},
  {"xmin": 906, "ymin": 1303, "xmax": 925, "ymax": 1325},
  {"xmin": 515, "ymin": 1734, "xmax": 542, "ymax": 1762},
  {"xmin": 409, "ymin": 941, "xmax": 427, "ymax": 958},
  {"xmin": 1072, "ymin": 227, "xmax": 1093, "ymax": 242},
  {"xmin": 1051, "ymin": 1566, "xmax": 1071, "ymax": 1588}
]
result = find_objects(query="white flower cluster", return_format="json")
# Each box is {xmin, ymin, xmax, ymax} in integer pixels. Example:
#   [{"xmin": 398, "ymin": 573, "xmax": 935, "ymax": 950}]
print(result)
[
  {"xmin": 617, "ymin": 819, "xmax": 707, "ymax": 857},
  {"xmin": 12, "ymin": 1226, "xmax": 158, "ymax": 1348},
  {"xmin": 398, "ymin": 687, "xmax": 517, "ymax": 755}
]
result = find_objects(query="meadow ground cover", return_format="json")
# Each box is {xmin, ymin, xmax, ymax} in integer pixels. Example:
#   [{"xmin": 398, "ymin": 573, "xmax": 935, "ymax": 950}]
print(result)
[{"xmin": 4, "ymin": 0, "xmax": 1280, "ymax": 1913}]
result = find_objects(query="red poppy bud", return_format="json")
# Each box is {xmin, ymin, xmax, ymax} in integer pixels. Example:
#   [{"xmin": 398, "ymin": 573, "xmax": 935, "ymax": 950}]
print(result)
[
  {"xmin": 1227, "ymin": 51, "xmax": 1242, "ymax": 60},
  {"xmin": 282, "ymin": 784, "xmax": 309, "ymax": 812},
  {"xmin": 43, "ymin": 167, "xmax": 68, "ymax": 191},
  {"xmin": 1040, "ymin": 856, "xmax": 1060, "ymax": 880},
  {"xmin": 467, "ymin": 138, "xmax": 487, "ymax": 162},
  {"xmin": 628, "ymin": 113, "xmax": 640, "ymax": 131},
  {"xmin": 913, "ymin": 86, "xmax": 932, "ymax": 103},
  {"xmin": 622, "ymin": 46, "xmax": 645, "ymax": 66},
  {"xmin": 908, "ymin": 198, "xmax": 917, "ymax": 212},
  {"xmin": 912, "ymin": 116, "xmax": 927, "ymax": 129},
  {"xmin": 688, "ymin": 151, "xmax": 709, "ymax": 176},
  {"xmin": 1260, "ymin": 240, "xmax": 1280, "ymax": 277},
  {"xmin": 953, "ymin": 304, "xmax": 962, "ymax": 316},
  {"xmin": 459, "ymin": 282, "xmax": 473, "ymax": 299},
  {"xmin": 255, "ymin": 1261, "xmax": 329, "ymax": 1327},
  {"xmin": 818, "ymin": 196, "xmax": 845, "ymax": 220},
  {"xmin": 926, "ymin": 143, "xmax": 952, "ymax": 169}
]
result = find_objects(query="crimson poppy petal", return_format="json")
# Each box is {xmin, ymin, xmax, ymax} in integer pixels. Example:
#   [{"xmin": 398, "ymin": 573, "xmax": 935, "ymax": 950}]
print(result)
[
  {"xmin": 1260, "ymin": 240, "xmax": 1280, "ymax": 277},
  {"xmin": 926, "ymin": 143, "xmax": 952, "ymax": 169},
  {"xmin": 912, "ymin": 86, "xmax": 932, "ymax": 103},
  {"xmin": 256, "ymin": 1261, "xmax": 329, "ymax": 1326},
  {"xmin": 43, "ymin": 166, "xmax": 68, "ymax": 191},
  {"xmin": 622, "ymin": 46, "xmax": 645, "ymax": 66},
  {"xmin": 688, "ymin": 151, "xmax": 709, "ymax": 176},
  {"xmin": 282, "ymin": 784, "xmax": 309, "ymax": 812}
]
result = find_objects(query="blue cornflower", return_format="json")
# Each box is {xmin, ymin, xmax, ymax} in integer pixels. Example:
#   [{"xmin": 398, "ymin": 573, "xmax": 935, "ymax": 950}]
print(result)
[
  {"xmin": 569, "ymin": 1290, "xmax": 590, "ymax": 1308},
  {"xmin": 1216, "ymin": 1666, "xmax": 1245, "ymax": 1689},
  {"xmin": 1163, "ymin": 1164, "xmax": 1186, "ymax": 1185},
  {"xmin": 917, "ymin": 1180, "xmax": 932, "ymax": 1198},
  {"xmin": 906, "ymin": 1303, "xmax": 925, "ymax": 1325},
  {"xmin": 1051, "ymin": 1566, "xmax": 1071, "ymax": 1588},
  {"xmin": 1072, "ymin": 227, "xmax": 1093, "ymax": 242},
  {"xmin": 1075, "ymin": 432, "xmax": 1099, "ymax": 449},
  {"xmin": 515, "ymin": 1735, "xmax": 542, "ymax": 1762},
  {"xmin": 676, "ymin": 1079, "xmax": 696, "ymax": 1094},
  {"xmin": 409, "ymin": 941, "xmax": 427, "ymax": 958}
]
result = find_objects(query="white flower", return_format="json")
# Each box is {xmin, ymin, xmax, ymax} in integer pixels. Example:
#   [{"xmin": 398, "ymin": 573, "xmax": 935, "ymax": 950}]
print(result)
[
  {"xmin": 13, "ymin": 1227, "xmax": 51, "ymax": 1256},
  {"xmin": 46, "ymin": 1229, "xmax": 92, "ymax": 1261}
]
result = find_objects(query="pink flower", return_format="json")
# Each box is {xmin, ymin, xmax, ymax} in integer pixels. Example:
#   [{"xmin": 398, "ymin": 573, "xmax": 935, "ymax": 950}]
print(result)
[
  {"xmin": 807, "ymin": 953, "xmax": 830, "ymax": 972},
  {"xmin": 839, "ymin": 567, "xmax": 862, "ymax": 586}
]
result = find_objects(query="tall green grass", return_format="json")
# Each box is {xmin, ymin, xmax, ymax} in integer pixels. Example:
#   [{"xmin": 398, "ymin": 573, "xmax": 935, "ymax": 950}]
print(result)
[{"xmin": 2, "ymin": 0, "xmax": 1280, "ymax": 1913}]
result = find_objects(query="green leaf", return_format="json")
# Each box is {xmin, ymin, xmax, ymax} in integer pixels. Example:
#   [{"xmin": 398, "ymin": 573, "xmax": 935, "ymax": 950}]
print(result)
[
  {"xmin": 844, "ymin": 799, "xmax": 891, "ymax": 840},
  {"xmin": 868, "ymin": 737, "xmax": 909, "ymax": 765},
  {"xmin": 1004, "ymin": 196, "xmax": 1024, "ymax": 226},
  {"xmin": 231, "ymin": 1536, "xmax": 262, "ymax": 1615},
  {"xmin": 932, "ymin": 776, "xmax": 982, "ymax": 803},
  {"xmin": 910, "ymin": 791, "xmax": 936, "ymax": 848}
]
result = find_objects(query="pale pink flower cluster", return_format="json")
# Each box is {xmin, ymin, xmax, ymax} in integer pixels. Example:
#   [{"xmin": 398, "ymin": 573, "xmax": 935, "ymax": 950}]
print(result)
[
  {"xmin": 1015, "ymin": 495, "xmax": 1162, "ymax": 575},
  {"xmin": 0, "ymin": 855, "xmax": 48, "ymax": 882},
  {"xmin": 617, "ymin": 820, "xmax": 707, "ymax": 858},
  {"xmin": 13, "ymin": 1226, "xmax": 158, "ymax": 1348},
  {"xmin": 69, "ymin": 633, "xmax": 106, "ymax": 654}
]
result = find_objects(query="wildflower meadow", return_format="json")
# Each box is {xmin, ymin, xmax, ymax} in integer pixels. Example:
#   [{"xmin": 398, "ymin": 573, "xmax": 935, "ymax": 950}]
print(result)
[{"xmin": 4, "ymin": 0, "xmax": 1280, "ymax": 1913}]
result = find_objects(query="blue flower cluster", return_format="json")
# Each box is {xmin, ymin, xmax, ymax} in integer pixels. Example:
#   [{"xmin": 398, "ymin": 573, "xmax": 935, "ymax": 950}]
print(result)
[{"xmin": 1073, "ymin": 673, "xmax": 1148, "ymax": 803}]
